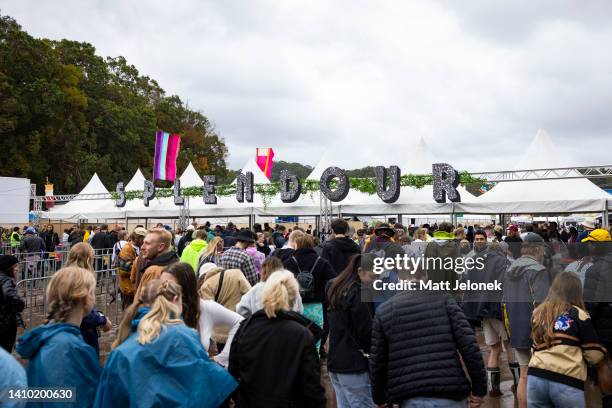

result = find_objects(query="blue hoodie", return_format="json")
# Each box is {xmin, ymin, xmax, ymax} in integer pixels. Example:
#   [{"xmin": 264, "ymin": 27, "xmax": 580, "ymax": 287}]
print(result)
[
  {"xmin": 16, "ymin": 322, "xmax": 101, "ymax": 408},
  {"xmin": 94, "ymin": 308, "xmax": 237, "ymax": 408}
]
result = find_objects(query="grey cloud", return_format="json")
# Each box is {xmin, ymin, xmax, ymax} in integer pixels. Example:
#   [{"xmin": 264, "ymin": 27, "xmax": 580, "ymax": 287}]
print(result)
[{"xmin": 3, "ymin": 0, "xmax": 612, "ymax": 171}]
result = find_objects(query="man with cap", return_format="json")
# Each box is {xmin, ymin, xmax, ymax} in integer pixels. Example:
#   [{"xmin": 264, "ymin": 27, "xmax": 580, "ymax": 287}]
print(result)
[
  {"xmin": 117, "ymin": 227, "xmax": 146, "ymax": 309},
  {"xmin": 503, "ymin": 232, "xmax": 551, "ymax": 408},
  {"xmin": 363, "ymin": 223, "xmax": 405, "ymax": 306},
  {"xmin": 0, "ymin": 255, "xmax": 25, "ymax": 352},
  {"xmin": 218, "ymin": 229, "xmax": 259, "ymax": 286}
]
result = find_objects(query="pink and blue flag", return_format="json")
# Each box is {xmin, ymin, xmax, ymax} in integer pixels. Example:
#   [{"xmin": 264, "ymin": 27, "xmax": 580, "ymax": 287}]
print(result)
[{"xmin": 154, "ymin": 131, "xmax": 181, "ymax": 181}]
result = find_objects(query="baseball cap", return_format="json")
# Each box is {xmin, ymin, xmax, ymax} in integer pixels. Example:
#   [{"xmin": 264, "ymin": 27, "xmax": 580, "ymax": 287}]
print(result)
[
  {"xmin": 133, "ymin": 227, "xmax": 147, "ymax": 237},
  {"xmin": 581, "ymin": 229, "xmax": 612, "ymax": 243},
  {"xmin": 522, "ymin": 232, "xmax": 544, "ymax": 244},
  {"xmin": 186, "ymin": 225, "xmax": 195, "ymax": 231},
  {"xmin": 508, "ymin": 225, "xmax": 519, "ymax": 232}
]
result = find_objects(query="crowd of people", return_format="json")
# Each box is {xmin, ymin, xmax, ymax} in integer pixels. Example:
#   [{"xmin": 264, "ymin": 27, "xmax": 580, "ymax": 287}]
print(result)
[{"xmin": 0, "ymin": 217, "xmax": 612, "ymax": 407}]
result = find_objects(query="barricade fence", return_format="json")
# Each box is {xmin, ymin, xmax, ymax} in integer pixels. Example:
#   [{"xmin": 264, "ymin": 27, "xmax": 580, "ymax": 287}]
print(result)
[{"xmin": 13, "ymin": 247, "xmax": 121, "ymax": 329}]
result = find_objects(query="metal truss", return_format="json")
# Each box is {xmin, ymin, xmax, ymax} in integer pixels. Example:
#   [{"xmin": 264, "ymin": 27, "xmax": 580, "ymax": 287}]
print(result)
[
  {"xmin": 468, "ymin": 165, "xmax": 612, "ymax": 183},
  {"xmin": 319, "ymin": 194, "xmax": 333, "ymax": 240}
]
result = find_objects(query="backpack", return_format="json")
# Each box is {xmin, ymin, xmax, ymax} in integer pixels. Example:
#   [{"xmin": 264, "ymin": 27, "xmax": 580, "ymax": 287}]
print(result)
[{"xmin": 292, "ymin": 255, "xmax": 320, "ymax": 303}]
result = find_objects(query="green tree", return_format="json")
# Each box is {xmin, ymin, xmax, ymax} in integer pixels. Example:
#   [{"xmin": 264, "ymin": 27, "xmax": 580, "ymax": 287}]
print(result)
[{"xmin": 0, "ymin": 14, "xmax": 229, "ymax": 194}]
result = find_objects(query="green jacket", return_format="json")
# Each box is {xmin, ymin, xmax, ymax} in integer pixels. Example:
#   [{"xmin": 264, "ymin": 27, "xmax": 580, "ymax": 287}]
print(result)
[{"xmin": 180, "ymin": 239, "xmax": 208, "ymax": 272}]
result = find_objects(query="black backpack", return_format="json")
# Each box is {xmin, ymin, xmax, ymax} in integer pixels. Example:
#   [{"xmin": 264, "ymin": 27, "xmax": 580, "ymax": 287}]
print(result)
[{"xmin": 292, "ymin": 255, "xmax": 320, "ymax": 303}]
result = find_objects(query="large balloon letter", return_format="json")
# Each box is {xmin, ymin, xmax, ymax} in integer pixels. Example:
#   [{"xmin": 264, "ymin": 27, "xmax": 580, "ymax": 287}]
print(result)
[{"xmin": 432, "ymin": 163, "xmax": 461, "ymax": 203}]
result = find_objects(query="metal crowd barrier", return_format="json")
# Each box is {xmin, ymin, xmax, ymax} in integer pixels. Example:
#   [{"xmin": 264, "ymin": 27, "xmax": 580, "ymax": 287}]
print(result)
[{"xmin": 14, "ymin": 247, "xmax": 121, "ymax": 330}]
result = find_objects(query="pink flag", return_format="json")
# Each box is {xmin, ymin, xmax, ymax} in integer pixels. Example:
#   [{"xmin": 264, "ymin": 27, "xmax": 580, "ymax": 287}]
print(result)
[
  {"xmin": 256, "ymin": 148, "xmax": 274, "ymax": 179},
  {"xmin": 154, "ymin": 131, "xmax": 181, "ymax": 181}
]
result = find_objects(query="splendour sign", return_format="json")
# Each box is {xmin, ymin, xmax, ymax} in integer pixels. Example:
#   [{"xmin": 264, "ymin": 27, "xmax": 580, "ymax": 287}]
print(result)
[{"xmin": 114, "ymin": 163, "xmax": 462, "ymax": 207}]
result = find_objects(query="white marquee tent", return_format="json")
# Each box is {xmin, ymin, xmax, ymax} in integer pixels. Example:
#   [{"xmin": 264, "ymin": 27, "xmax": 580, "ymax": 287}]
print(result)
[
  {"xmin": 456, "ymin": 130, "xmax": 610, "ymax": 214},
  {"xmin": 44, "ymin": 173, "xmax": 113, "ymax": 220}
]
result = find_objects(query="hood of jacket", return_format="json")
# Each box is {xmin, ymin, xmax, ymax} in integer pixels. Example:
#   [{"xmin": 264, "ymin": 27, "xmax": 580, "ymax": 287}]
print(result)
[
  {"xmin": 507, "ymin": 256, "xmax": 545, "ymax": 280},
  {"xmin": 150, "ymin": 250, "xmax": 179, "ymax": 267},
  {"xmin": 272, "ymin": 248, "xmax": 295, "ymax": 262},
  {"xmin": 328, "ymin": 237, "xmax": 360, "ymax": 252},
  {"xmin": 16, "ymin": 322, "xmax": 81, "ymax": 359},
  {"xmin": 187, "ymin": 239, "xmax": 207, "ymax": 252},
  {"xmin": 130, "ymin": 307, "xmax": 151, "ymax": 332},
  {"xmin": 432, "ymin": 231, "xmax": 455, "ymax": 241}
]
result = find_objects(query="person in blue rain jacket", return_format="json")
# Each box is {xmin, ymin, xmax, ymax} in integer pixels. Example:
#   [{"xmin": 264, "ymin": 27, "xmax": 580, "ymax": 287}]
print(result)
[
  {"xmin": 94, "ymin": 278, "xmax": 237, "ymax": 408},
  {"xmin": 0, "ymin": 346, "xmax": 28, "ymax": 408},
  {"xmin": 16, "ymin": 266, "xmax": 101, "ymax": 408}
]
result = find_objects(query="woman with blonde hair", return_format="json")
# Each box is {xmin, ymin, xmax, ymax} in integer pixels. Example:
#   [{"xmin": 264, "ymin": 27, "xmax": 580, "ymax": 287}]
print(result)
[
  {"xmin": 527, "ymin": 272, "xmax": 606, "ymax": 407},
  {"xmin": 236, "ymin": 256, "xmax": 304, "ymax": 318},
  {"xmin": 94, "ymin": 279, "xmax": 237, "ymax": 408},
  {"xmin": 17, "ymin": 266, "xmax": 101, "ymax": 407},
  {"xmin": 197, "ymin": 236, "xmax": 224, "ymax": 274},
  {"xmin": 66, "ymin": 241, "xmax": 95, "ymax": 270},
  {"xmin": 65, "ymin": 242, "xmax": 112, "ymax": 357},
  {"xmin": 228, "ymin": 271, "xmax": 326, "ymax": 407}
]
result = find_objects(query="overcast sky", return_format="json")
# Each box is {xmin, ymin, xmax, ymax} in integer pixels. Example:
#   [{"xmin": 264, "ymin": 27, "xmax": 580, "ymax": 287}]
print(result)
[{"xmin": 3, "ymin": 0, "xmax": 611, "ymax": 172}]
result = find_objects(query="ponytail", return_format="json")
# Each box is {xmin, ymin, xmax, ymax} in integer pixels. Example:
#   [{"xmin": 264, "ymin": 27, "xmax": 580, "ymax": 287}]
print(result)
[
  {"xmin": 262, "ymin": 270, "xmax": 298, "ymax": 318},
  {"xmin": 112, "ymin": 279, "xmax": 173, "ymax": 348},
  {"xmin": 137, "ymin": 279, "xmax": 183, "ymax": 344}
]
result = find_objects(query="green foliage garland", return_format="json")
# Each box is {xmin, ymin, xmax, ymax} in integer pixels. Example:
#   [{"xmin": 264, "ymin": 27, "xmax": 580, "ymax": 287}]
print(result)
[{"xmin": 114, "ymin": 171, "xmax": 484, "ymax": 207}]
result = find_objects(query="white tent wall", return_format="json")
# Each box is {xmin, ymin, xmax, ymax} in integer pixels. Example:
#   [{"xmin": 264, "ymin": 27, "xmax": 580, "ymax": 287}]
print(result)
[{"xmin": 0, "ymin": 177, "xmax": 31, "ymax": 225}]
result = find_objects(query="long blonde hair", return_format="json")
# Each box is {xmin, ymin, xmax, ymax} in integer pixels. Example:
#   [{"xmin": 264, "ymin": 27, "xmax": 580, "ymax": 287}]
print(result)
[
  {"xmin": 532, "ymin": 272, "xmax": 585, "ymax": 347},
  {"xmin": 112, "ymin": 279, "xmax": 162, "ymax": 349},
  {"xmin": 137, "ymin": 279, "xmax": 183, "ymax": 344},
  {"xmin": 45, "ymin": 266, "xmax": 96, "ymax": 323},
  {"xmin": 66, "ymin": 242, "xmax": 95, "ymax": 271},
  {"xmin": 199, "ymin": 236, "xmax": 223, "ymax": 264},
  {"xmin": 262, "ymin": 270, "xmax": 299, "ymax": 318}
]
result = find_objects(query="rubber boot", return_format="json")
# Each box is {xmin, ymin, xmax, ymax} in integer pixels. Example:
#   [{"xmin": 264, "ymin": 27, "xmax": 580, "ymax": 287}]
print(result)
[
  {"xmin": 487, "ymin": 367, "xmax": 503, "ymax": 397},
  {"xmin": 509, "ymin": 362, "xmax": 520, "ymax": 393}
]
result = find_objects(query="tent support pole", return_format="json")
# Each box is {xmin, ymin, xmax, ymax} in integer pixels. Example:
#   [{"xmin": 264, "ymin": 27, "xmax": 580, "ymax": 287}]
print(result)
[
  {"xmin": 397, "ymin": 214, "xmax": 403, "ymax": 225},
  {"xmin": 603, "ymin": 200, "xmax": 609, "ymax": 228}
]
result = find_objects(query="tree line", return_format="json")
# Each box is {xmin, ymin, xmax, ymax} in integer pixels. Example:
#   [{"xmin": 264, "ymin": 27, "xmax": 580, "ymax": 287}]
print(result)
[{"xmin": 0, "ymin": 14, "xmax": 229, "ymax": 194}]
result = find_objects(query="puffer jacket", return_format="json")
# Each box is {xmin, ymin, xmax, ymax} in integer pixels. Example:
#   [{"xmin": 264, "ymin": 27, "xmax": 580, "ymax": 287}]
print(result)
[
  {"xmin": 503, "ymin": 256, "xmax": 551, "ymax": 349},
  {"xmin": 584, "ymin": 253, "xmax": 612, "ymax": 349},
  {"xmin": 369, "ymin": 291, "xmax": 486, "ymax": 404}
]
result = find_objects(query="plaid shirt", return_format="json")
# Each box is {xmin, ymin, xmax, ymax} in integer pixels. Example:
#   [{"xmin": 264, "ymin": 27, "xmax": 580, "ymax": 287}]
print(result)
[{"xmin": 219, "ymin": 246, "xmax": 259, "ymax": 286}]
